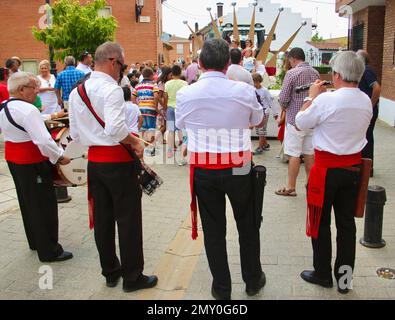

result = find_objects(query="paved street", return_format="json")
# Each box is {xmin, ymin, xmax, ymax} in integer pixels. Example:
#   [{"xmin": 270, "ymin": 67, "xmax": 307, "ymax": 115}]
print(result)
[{"xmin": 0, "ymin": 120, "xmax": 394, "ymax": 300}]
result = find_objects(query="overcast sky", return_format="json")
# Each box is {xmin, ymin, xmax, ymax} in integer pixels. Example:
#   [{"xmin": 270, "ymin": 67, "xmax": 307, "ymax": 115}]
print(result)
[{"xmin": 162, "ymin": 0, "xmax": 349, "ymax": 39}]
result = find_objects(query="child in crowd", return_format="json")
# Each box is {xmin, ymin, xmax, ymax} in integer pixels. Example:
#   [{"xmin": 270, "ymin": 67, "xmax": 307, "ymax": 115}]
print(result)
[
  {"xmin": 164, "ymin": 65, "xmax": 187, "ymax": 158},
  {"xmin": 132, "ymin": 67, "xmax": 159, "ymax": 156},
  {"xmin": 123, "ymin": 87, "xmax": 143, "ymax": 137},
  {"xmin": 252, "ymin": 73, "xmax": 274, "ymax": 155}
]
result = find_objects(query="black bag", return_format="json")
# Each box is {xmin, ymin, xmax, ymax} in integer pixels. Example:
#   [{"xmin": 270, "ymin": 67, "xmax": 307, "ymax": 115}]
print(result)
[{"xmin": 251, "ymin": 164, "xmax": 266, "ymax": 229}]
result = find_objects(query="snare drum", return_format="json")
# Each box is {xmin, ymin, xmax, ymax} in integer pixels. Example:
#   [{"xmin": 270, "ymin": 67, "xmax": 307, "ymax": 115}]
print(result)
[{"xmin": 49, "ymin": 127, "xmax": 88, "ymax": 186}]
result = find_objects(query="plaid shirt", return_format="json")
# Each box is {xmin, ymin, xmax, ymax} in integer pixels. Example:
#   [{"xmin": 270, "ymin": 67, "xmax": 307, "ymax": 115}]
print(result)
[
  {"xmin": 54, "ymin": 66, "xmax": 85, "ymax": 101},
  {"xmin": 279, "ymin": 62, "xmax": 320, "ymax": 125}
]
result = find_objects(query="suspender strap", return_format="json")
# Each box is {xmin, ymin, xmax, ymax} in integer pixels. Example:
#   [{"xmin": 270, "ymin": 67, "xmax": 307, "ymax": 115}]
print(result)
[{"xmin": 0, "ymin": 98, "xmax": 27, "ymax": 132}]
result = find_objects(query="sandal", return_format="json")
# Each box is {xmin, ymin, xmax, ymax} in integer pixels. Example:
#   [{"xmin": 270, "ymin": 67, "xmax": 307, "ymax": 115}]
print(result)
[{"xmin": 275, "ymin": 187, "xmax": 297, "ymax": 196}]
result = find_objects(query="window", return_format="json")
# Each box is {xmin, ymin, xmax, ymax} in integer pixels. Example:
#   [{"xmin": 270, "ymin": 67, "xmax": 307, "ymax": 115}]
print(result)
[
  {"xmin": 98, "ymin": 6, "xmax": 112, "ymax": 18},
  {"xmin": 21, "ymin": 60, "xmax": 38, "ymax": 75},
  {"xmin": 352, "ymin": 24, "xmax": 364, "ymax": 51},
  {"xmin": 177, "ymin": 44, "xmax": 183, "ymax": 54}
]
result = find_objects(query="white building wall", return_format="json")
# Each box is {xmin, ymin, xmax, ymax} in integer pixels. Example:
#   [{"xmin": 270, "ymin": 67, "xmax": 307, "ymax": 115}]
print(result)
[
  {"xmin": 379, "ymin": 97, "xmax": 395, "ymax": 127},
  {"xmin": 221, "ymin": 0, "xmax": 313, "ymax": 52}
]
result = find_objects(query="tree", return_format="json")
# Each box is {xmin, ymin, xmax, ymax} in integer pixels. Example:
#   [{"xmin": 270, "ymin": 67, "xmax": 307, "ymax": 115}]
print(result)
[
  {"xmin": 311, "ymin": 32, "xmax": 324, "ymax": 43},
  {"xmin": 32, "ymin": 0, "xmax": 117, "ymax": 61}
]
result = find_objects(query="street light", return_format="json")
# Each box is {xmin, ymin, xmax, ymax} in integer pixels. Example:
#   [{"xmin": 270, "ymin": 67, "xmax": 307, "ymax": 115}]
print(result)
[
  {"xmin": 136, "ymin": 0, "xmax": 144, "ymax": 22},
  {"xmin": 45, "ymin": 0, "xmax": 57, "ymax": 76}
]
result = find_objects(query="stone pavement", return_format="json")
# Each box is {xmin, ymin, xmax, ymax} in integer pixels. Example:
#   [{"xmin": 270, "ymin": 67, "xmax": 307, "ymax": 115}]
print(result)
[{"xmin": 0, "ymin": 121, "xmax": 394, "ymax": 300}]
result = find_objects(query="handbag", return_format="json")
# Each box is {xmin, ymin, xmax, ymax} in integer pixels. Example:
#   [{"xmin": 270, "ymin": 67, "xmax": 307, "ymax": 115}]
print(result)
[{"xmin": 76, "ymin": 84, "xmax": 163, "ymax": 196}]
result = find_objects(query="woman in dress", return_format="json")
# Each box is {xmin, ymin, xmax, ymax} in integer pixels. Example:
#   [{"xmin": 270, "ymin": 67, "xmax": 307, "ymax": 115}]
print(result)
[{"xmin": 37, "ymin": 60, "xmax": 61, "ymax": 115}]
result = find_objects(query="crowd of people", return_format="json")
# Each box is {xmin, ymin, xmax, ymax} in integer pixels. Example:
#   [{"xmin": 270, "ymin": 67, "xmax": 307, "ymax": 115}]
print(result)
[{"xmin": 0, "ymin": 37, "xmax": 381, "ymax": 299}]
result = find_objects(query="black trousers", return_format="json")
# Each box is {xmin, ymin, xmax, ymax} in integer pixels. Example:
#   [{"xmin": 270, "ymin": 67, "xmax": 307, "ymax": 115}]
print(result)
[
  {"xmin": 7, "ymin": 161, "xmax": 63, "ymax": 261},
  {"xmin": 194, "ymin": 166, "xmax": 262, "ymax": 294},
  {"xmin": 362, "ymin": 105, "xmax": 379, "ymax": 164},
  {"xmin": 312, "ymin": 167, "xmax": 360, "ymax": 281},
  {"xmin": 88, "ymin": 161, "xmax": 143, "ymax": 282}
]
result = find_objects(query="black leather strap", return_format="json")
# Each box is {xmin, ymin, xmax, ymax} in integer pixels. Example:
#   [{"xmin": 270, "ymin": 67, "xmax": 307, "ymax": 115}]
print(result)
[{"xmin": 0, "ymin": 98, "xmax": 27, "ymax": 132}]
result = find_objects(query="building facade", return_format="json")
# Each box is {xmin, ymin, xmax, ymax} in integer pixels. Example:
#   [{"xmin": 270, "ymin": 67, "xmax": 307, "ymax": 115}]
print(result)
[
  {"xmin": 197, "ymin": 0, "xmax": 313, "ymax": 53},
  {"xmin": 0, "ymin": 0, "xmax": 166, "ymax": 74},
  {"xmin": 336, "ymin": 0, "xmax": 395, "ymax": 126},
  {"xmin": 167, "ymin": 36, "xmax": 191, "ymax": 65}
]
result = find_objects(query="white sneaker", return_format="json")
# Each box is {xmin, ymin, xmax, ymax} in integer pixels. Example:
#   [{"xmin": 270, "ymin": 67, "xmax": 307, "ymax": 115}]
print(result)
[{"xmin": 178, "ymin": 159, "xmax": 187, "ymax": 166}]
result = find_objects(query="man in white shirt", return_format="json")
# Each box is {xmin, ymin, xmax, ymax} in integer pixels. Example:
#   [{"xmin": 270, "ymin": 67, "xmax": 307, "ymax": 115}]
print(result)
[
  {"xmin": 76, "ymin": 51, "xmax": 93, "ymax": 74},
  {"xmin": 69, "ymin": 42, "xmax": 157, "ymax": 293},
  {"xmin": 176, "ymin": 38, "xmax": 265, "ymax": 300},
  {"xmin": 226, "ymin": 48, "xmax": 254, "ymax": 85},
  {"xmin": 295, "ymin": 51, "xmax": 372, "ymax": 294},
  {"xmin": 0, "ymin": 72, "xmax": 72, "ymax": 263}
]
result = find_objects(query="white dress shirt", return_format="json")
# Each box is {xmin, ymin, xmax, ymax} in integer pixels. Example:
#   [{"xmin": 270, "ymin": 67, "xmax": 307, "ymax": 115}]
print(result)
[
  {"xmin": 226, "ymin": 64, "xmax": 254, "ymax": 85},
  {"xmin": 125, "ymin": 101, "xmax": 141, "ymax": 134},
  {"xmin": 68, "ymin": 71, "xmax": 129, "ymax": 147},
  {"xmin": 76, "ymin": 63, "xmax": 92, "ymax": 75},
  {"xmin": 295, "ymin": 88, "xmax": 373, "ymax": 155},
  {"xmin": 0, "ymin": 98, "xmax": 63, "ymax": 164},
  {"xmin": 176, "ymin": 71, "xmax": 264, "ymax": 153}
]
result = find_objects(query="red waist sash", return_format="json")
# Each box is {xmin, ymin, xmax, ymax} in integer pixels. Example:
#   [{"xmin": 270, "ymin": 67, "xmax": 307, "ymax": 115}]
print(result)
[
  {"xmin": 189, "ymin": 151, "xmax": 252, "ymax": 240},
  {"xmin": 307, "ymin": 149, "xmax": 361, "ymax": 239},
  {"xmin": 5, "ymin": 141, "xmax": 48, "ymax": 164},
  {"xmin": 88, "ymin": 145, "xmax": 134, "ymax": 163}
]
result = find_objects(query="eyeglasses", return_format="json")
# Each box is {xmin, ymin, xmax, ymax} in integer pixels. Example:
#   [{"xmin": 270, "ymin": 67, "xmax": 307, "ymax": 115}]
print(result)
[
  {"xmin": 23, "ymin": 85, "xmax": 38, "ymax": 90},
  {"xmin": 108, "ymin": 58, "xmax": 124, "ymax": 67}
]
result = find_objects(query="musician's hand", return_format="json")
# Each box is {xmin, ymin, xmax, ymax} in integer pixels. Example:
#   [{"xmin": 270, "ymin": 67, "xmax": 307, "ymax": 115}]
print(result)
[
  {"xmin": 57, "ymin": 98, "xmax": 63, "ymax": 107},
  {"xmin": 133, "ymin": 143, "xmax": 144, "ymax": 159},
  {"xmin": 309, "ymin": 80, "xmax": 327, "ymax": 100},
  {"xmin": 57, "ymin": 109, "xmax": 67, "ymax": 118},
  {"xmin": 58, "ymin": 156, "xmax": 71, "ymax": 165}
]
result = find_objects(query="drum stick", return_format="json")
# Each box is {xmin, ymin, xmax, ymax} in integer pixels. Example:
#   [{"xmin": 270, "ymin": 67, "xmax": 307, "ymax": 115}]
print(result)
[
  {"xmin": 70, "ymin": 153, "xmax": 87, "ymax": 161},
  {"xmin": 135, "ymin": 136, "xmax": 155, "ymax": 147}
]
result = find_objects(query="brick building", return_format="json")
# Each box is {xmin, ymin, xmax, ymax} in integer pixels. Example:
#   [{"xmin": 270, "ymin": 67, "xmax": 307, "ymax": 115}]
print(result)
[
  {"xmin": 0, "ymin": 0, "xmax": 166, "ymax": 74},
  {"xmin": 336, "ymin": 0, "xmax": 395, "ymax": 126},
  {"xmin": 167, "ymin": 36, "xmax": 191, "ymax": 65}
]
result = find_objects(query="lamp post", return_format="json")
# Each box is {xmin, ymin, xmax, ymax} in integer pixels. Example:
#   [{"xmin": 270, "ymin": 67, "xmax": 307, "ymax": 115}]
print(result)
[
  {"xmin": 135, "ymin": 0, "xmax": 144, "ymax": 23},
  {"xmin": 45, "ymin": 0, "xmax": 57, "ymax": 76}
]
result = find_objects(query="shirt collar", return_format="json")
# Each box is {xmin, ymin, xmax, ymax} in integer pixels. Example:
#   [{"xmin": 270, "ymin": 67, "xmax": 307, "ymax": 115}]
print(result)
[
  {"xmin": 295, "ymin": 62, "xmax": 310, "ymax": 68},
  {"xmin": 65, "ymin": 66, "xmax": 76, "ymax": 70},
  {"xmin": 90, "ymin": 71, "xmax": 118, "ymax": 84},
  {"xmin": 199, "ymin": 71, "xmax": 227, "ymax": 81}
]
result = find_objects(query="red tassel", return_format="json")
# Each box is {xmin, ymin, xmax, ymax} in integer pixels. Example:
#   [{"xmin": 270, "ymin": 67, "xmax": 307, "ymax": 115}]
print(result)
[
  {"xmin": 306, "ymin": 204, "xmax": 322, "ymax": 239},
  {"xmin": 191, "ymin": 209, "xmax": 198, "ymax": 240},
  {"xmin": 87, "ymin": 180, "xmax": 94, "ymax": 230}
]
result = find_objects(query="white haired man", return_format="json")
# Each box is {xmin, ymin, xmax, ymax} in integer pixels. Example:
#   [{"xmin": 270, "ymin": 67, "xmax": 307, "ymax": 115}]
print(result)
[
  {"xmin": 295, "ymin": 51, "xmax": 372, "ymax": 294},
  {"xmin": 0, "ymin": 72, "xmax": 72, "ymax": 262},
  {"xmin": 68, "ymin": 42, "xmax": 157, "ymax": 293}
]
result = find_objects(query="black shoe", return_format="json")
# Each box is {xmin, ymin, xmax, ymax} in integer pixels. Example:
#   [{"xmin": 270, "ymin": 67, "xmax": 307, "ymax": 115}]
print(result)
[
  {"xmin": 41, "ymin": 251, "xmax": 73, "ymax": 262},
  {"xmin": 246, "ymin": 272, "xmax": 266, "ymax": 296},
  {"xmin": 337, "ymin": 286, "xmax": 349, "ymax": 294},
  {"xmin": 123, "ymin": 275, "xmax": 158, "ymax": 293},
  {"xmin": 211, "ymin": 286, "xmax": 231, "ymax": 300},
  {"xmin": 300, "ymin": 270, "xmax": 333, "ymax": 288},
  {"xmin": 106, "ymin": 274, "xmax": 121, "ymax": 288}
]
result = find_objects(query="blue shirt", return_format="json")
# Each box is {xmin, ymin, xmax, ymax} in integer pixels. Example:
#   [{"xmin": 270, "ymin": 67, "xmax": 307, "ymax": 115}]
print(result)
[
  {"xmin": 54, "ymin": 66, "xmax": 85, "ymax": 101},
  {"xmin": 358, "ymin": 65, "xmax": 378, "ymax": 103}
]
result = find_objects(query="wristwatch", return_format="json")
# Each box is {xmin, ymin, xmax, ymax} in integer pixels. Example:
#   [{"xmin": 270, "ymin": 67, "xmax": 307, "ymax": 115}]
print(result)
[{"xmin": 303, "ymin": 97, "xmax": 314, "ymax": 103}]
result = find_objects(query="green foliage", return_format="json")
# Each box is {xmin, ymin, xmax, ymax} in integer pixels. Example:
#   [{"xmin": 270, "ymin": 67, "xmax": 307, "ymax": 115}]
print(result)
[
  {"xmin": 313, "ymin": 66, "xmax": 332, "ymax": 74},
  {"xmin": 32, "ymin": 0, "xmax": 117, "ymax": 61},
  {"xmin": 311, "ymin": 32, "xmax": 324, "ymax": 43}
]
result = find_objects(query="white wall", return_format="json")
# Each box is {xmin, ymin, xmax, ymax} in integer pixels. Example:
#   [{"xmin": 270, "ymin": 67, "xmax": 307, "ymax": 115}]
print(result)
[
  {"xmin": 379, "ymin": 97, "xmax": 395, "ymax": 127},
  {"xmin": 221, "ymin": 0, "xmax": 313, "ymax": 52}
]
